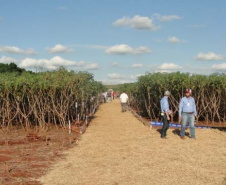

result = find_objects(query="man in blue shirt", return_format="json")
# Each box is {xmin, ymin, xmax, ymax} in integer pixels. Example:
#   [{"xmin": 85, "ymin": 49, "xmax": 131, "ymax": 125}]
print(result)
[
  {"xmin": 160, "ymin": 90, "xmax": 172, "ymax": 138},
  {"xmin": 179, "ymin": 89, "xmax": 197, "ymax": 139}
]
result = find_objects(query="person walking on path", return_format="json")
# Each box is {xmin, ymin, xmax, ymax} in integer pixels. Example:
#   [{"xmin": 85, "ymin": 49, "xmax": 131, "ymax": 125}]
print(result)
[
  {"xmin": 120, "ymin": 91, "xmax": 128, "ymax": 112},
  {"xmin": 160, "ymin": 90, "xmax": 172, "ymax": 139},
  {"xmin": 179, "ymin": 89, "xmax": 197, "ymax": 139},
  {"xmin": 102, "ymin": 91, "xmax": 107, "ymax": 103}
]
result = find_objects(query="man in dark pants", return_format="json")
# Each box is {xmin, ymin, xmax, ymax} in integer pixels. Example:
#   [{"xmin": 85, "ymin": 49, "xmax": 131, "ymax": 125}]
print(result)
[{"xmin": 160, "ymin": 91, "xmax": 172, "ymax": 139}]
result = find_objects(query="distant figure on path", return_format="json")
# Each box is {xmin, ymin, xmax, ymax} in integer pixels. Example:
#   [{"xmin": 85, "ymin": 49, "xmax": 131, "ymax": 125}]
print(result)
[
  {"xmin": 120, "ymin": 91, "xmax": 128, "ymax": 112},
  {"xmin": 112, "ymin": 91, "xmax": 115, "ymax": 100},
  {"xmin": 160, "ymin": 90, "xmax": 172, "ymax": 139},
  {"xmin": 179, "ymin": 89, "xmax": 197, "ymax": 139},
  {"xmin": 107, "ymin": 91, "xmax": 112, "ymax": 102},
  {"xmin": 103, "ymin": 92, "xmax": 107, "ymax": 103}
]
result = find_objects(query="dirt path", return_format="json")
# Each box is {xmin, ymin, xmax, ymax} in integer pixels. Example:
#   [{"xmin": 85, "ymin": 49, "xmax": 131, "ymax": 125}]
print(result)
[{"xmin": 40, "ymin": 100, "xmax": 226, "ymax": 185}]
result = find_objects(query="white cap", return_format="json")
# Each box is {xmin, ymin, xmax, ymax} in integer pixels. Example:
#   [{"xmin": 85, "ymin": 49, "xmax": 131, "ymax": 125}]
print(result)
[{"xmin": 164, "ymin": 90, "xmax": 171, "ymax": 96}]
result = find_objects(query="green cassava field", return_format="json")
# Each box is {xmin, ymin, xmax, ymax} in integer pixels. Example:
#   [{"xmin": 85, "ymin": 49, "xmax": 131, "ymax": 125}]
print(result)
[
  {"xmin": 116, "ymin": 72, "xmax": 226, "ymax": 126},
  {"xmin": 0, "ymin": 64, "xmax": 105, "ymax": 131},
  {"xmin": 0, "ymin": 64, "xmax": 226, "ymax": 129}
]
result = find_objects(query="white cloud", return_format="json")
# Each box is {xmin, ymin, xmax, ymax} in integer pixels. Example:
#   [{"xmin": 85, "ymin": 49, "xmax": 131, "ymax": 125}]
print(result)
[
  {"xmin": 135, "ymin": 46, "xmax": 152, "ymax": 54},
  {"xmin": 71, "ymin": 44, "xmax": 108, "ymax": 49},
  {"xmin": 0, "ymin": 46, "xmax": 37, "ymax": 55},
  {"xmin": 19, "ymin": 56, "xmax": 85, "ymax": 70},
  {"xmin": 0, "ymin": 56, "xmax": 18, "ymax": 63},
  {"xmin": 84, "ymin": 63, "xmax": 99, "ymax": 70},
  {"xmin": 158, "ymin": 15, "xmax": 182, "ymax": 22},
  {"xmin": 100, "ymin": 79, "xmax": 130, "ymax": 85},
  {"xmin": 106, "ymin": 44, "xmax": 151, "ymax": 55},
  {"xmin": 131, "ymin": 63, "xmax": 144, "ymax": 68},
  {"xmin": 105, "ymin": 73, "xmax": 142, "ymax": 84},
  {"xmin": 107, "ymin": 73, "xmax": 141, "ymax": 80},
  {"xmin": 168, "ymin": 36, "xmax": 180, "ymax": 43},
  {"xmin": 154, "ymin": 70, "xmax": 172, "ymax": 73},
  {"xmin": 101, "ymin": 79, "xmax": 131, "ymax": 85},
  {"xmin": 106, "ymin": 44, "xmax": 133, "ymax": 54},
  {"xmin": 107, "ymin": 73, "xmax": 126, "ymax": 79},
  {"xmin": 46, "ymin": 44, "xmax": 73, "ymax": 54},
  {"xmin": 0, "ymin": 17, "xmax": 3, "ymax": 21},
  {"xmin": 212, "ymin": 63, "xmax": 226, "ymax": 72},
  {"xmin": 111, "ymin": 62, "xmax": 118, "ymax": 67},
  {"xmin": 196, "ymin": 52, "xmax": 224, "ymax": 61},
  {"xmin": 158, "ymin": 63, "xmax": 182, "ymax": 70},
  {"xmin": 0, "ymin": 55, "xmax": 100, "ymax": 71},
  {"xmin": 153, "ymin": 63, "xmax": 182, "ymax": 73},
  {"xmin": 113, "ymin": 15, "xmax": 159, "ymax": 31}
]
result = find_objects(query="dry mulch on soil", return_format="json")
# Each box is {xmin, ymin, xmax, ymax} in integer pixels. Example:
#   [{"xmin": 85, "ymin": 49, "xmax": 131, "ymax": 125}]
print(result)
[{"xmin": 40, "ymin": 100, "xmax": 226, "ymax": 185}]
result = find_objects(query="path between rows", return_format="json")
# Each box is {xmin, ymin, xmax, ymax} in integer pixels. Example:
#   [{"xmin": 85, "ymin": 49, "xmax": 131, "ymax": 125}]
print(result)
[{"xmin": 40, "ymin": 99, "xmax": 226, "ymax": 185}]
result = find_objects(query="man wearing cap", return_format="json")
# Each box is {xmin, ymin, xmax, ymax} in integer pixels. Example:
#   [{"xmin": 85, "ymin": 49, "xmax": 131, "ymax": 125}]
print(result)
[
  {"xmin": 179, "ymin": 89, "xmax": 197, "ymax": 139},
  {"xmin": 160, "ymin": 90, "xmax": 172, "ymax": 138}
]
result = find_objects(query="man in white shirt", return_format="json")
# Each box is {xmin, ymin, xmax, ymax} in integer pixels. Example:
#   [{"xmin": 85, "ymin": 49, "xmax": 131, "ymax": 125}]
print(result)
[
  {"xmin": 102, "ymin": 92, "xmax": 107, "ymax": 103},
  {"xmin": 120, "ymin": 92, "xmax": 129, "ymax": 112}
]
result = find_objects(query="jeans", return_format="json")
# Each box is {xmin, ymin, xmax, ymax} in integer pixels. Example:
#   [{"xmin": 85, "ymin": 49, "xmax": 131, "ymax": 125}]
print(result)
[
  {"xmin": 161, "ymin": 115, "xmax": 169, "ymax": 137},
  {"xmin": 180, "ymin": 113, "xmax": 195, "ymax": 138},
  {"xmin": 121, "ymin": 103, "xmax": 127, "ymax": 112}
]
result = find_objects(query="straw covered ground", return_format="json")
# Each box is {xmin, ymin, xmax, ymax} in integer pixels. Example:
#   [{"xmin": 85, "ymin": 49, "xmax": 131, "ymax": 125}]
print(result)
[{"xmin": 40, "ymin": 99, "xmax": 226, "ymax": 185}]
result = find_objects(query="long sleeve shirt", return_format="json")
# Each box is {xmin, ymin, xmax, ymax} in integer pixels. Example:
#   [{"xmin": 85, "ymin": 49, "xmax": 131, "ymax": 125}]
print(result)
[
  {"xmin": 179, "ymin": 96, "xmax": 197, "ymax": 116},
  {"xmin": 160, "ymin": 96, "xmax": 171, "ymax": 114}
]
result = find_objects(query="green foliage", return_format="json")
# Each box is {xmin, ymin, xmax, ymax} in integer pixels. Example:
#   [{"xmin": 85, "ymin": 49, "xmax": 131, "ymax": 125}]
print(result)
[
  {"xmin": 0, "ymin": 62, "xmax": 25, "ymax": 73},
  {"xmin": 119, "ymin": 72, "xmax": 226, "ymax": 124},
  {"xmin": 0, "ymin": 69, "xmax": 104, "ymax": 129}
]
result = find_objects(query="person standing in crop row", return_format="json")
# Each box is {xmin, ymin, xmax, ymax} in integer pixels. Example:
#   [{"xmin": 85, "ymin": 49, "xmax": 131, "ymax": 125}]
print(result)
[
  {"xmin": 160, "ymin": 90, "xmax": 172, "ymax": 138},
  {"xmin": 179, "ymin": 89, "xmax": 197, "ymax": 139}
]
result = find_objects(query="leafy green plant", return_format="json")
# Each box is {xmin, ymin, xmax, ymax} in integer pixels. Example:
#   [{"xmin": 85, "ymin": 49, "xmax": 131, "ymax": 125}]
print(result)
[
  {"xmin": 0, "ymin": 68, "xmax": 104, "ymax": 131},
  {"xmin": 119, "ymin": 72, "xmax": 226, "ymax": 125}
]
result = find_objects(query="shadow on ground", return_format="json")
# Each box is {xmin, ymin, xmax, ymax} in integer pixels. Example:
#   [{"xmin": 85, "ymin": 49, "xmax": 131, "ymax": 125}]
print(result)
[
  {"xmin": 156, "ymin": 128, "xmax": 190, "ymax": 138},
  {"xmin": 172, "ymin": 129, "xmax": 190, "ymax": 137}
]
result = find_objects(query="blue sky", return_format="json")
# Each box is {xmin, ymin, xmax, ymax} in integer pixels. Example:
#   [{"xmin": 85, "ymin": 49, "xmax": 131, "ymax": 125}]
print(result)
[{"xmin": 0, "ymin": 0, "xmax": 225, "ymax": 84}]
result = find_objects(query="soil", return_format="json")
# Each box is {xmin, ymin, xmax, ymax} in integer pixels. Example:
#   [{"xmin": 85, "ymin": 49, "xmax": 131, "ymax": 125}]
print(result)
[{"xmin": 0, "ymin": 126, "xmax": 80, "ymax": 185}]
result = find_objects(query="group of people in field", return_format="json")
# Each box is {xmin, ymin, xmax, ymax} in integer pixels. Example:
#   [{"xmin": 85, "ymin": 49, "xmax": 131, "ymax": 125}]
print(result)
[
  {"xmin": 103, "ymin": 88, "xmax": 196, "ymax": 139},
  {"xmin": 102, "ymin": 90, "xmax": 120, "ymax": 103},
  {"xmin": 160, "ymin": 89, "xmax": 197, "ymax": 139},
  {"xmin": 102, "ymin": 90, "xmax": 129, "ymax": 112}
]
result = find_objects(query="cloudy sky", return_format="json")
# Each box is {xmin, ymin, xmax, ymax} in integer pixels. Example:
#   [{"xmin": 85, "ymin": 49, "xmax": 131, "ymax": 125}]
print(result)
[{"xmin": 0, "ymin": 0, "xmax": 225, "ymax": 84}]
